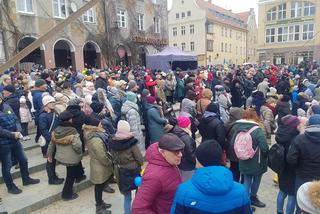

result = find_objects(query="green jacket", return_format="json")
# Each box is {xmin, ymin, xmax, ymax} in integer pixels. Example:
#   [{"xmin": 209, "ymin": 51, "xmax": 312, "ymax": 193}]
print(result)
[
  {"xmin": 230, "ymin": 119, "xmax": 269, "ymax": 176},
  {"xmin": 84, "ymin": 125, "xmax": 113, "ymax": 185},
  {"xmin": 48, "ymin": 125, "xmax": 83, "ymax": 166}
]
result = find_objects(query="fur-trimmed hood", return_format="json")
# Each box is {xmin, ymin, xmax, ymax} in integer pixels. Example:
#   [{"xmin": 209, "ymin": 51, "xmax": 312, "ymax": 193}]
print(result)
[
  {"xmin": 52, "ymin": 126, "xmax": 78, "ymax": 145},
  {"xmin": 82, "ymin": 124, "xmax": 105, "ymax": 141}
]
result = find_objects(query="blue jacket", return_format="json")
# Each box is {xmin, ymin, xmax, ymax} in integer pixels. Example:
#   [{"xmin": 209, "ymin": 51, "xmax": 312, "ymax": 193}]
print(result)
[
  {"xmin": 171, "ymin": 166, "xmax": 252, "ymax": 214},
  {"xmin": 32, "ymin": 90, "xmax": 45, "ymax": 123},
  {"xmin": 0, "ymin": 104, "xmax": 21, "ymax": 145},
  {"xmin": 38, "ymin": 111, "xmax": 58, "ymax": 144}
]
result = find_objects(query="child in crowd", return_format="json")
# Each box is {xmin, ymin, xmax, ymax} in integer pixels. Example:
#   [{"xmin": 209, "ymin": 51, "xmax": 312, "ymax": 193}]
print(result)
[{"xmin": 19, "ymin": 96, "xmax": 32, "ymax": 141}]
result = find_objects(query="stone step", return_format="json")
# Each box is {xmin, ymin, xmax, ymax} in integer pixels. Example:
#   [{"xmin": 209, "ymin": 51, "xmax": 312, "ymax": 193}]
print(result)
[{"xmin": 0, "ymin": 156, "xmax": 92, "ymax": 214}]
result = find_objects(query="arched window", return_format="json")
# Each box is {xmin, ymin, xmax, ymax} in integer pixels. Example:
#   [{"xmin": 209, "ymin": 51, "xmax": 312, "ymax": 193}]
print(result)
[
  {"xmin": 267, "ymin": 6, "xmax": 277, "ymax": 21},
  {"xmin": 304, "ymin": 1, "xmax": 315, "ymax": 16}
]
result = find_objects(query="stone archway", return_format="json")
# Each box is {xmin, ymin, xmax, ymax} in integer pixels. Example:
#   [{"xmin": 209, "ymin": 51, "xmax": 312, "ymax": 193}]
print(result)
[
  {"xmin": 17, "ymin": 36, "xmax": 45, "ymax": 66},
  {"xmin": 53, "ymin": 39, "xmax": 76, "ymax": 68},
  {"xmin": 83, "ymin": 41, "xmax": 101, "ymax": 69}
]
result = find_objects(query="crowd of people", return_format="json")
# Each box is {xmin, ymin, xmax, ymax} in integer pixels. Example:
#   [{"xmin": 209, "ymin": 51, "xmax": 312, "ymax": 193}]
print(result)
[{"xmin": 0, "ymin": 62, "xmax": 320, "ymax": 214}]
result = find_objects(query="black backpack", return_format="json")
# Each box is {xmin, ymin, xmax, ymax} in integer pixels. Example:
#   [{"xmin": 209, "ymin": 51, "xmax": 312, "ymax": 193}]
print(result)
[{"xmin": 268, "ymin": 143, "xmax": 285, "ymax": 174}]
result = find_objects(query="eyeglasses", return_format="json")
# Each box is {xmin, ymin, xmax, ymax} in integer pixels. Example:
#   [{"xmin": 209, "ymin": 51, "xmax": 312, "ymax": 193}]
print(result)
[{"xmin": 170, "ymin": 149, "xmax": 183, "ymax": 156}]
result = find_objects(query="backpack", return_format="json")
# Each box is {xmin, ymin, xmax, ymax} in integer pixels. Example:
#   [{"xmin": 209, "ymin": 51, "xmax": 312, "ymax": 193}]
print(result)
[
  {"xmin": 267, "ymin": 143, "xmax": 285, "ymax": 174},
  {"xmin": 234, "ymin": 126, "xmax": 259, "ymax": 160}
]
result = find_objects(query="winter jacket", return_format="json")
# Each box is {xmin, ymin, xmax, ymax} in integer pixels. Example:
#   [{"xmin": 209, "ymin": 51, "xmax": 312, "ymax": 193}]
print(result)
[
  {"xmin": 66, "ymin": 105, "xmax": 87, "ymax": 144},
  {"xmin": 216, "ymin": 93, "xmax": 231, "ymax": 123},
  {"xmin": 257, "ymin": 80, "xmax": 269, "ymax": 97},
  {"xmin": 180, "ymin": 98, "xmax": 196, "ymax": 118},
  {"xmin": 196, "ymin": 97, "xmax": 211, "ymax": 115},
  {"xmin": 198, "ymin": 111, "xmax": 226, "ymax": 148},
  {"xmin": 132, "ymin": 143, "xmax": 182, "ymax": 214},
  {"xmin": 170, "ymin": 166, "xmax": 252, "ymax": 214},
  {"xmin": 287, "ymin": 125, "xmax": 320, "ymax": 180},
  {"xmin": 275, "ymin": 124, "xmax": 300, "ymax": 195},
  {"xmin": 260, "ymin": 105, "xmax": 275, "ymax": 138},
  {"xmin": 4, "ymin": 94, "xmax": 20, "ymax": 121},
  {"xmin": 84, "ymin": 125, "xmax": 113, "ymax": 184},
  {"xmin": 32, "ymin": 90, "xmax": 45, "ymax": 123},
  {"xmin": 38, "ymin": 111, "xmax": 58, "ymax": 144},
  {"xmin": 95, "ymin": 77, "xmax": 108, "ymax": 91},
  {"xmin": 147, "ymin": 105, "xmax": 167, "ymax": 143},
  {"xmin": 48, "ymin": 125, "xmax": 83, "ymax": 166},
  {"xmin": 121, "ymin": 101, "xmax": 143, "ymax": 145},
  {"xmin": 20, "ymin": 106, "xmax": 32, "ymax": 123},
  {"xmin": 157, "ymin": 79, "xmax": 166, "ymax": 102},
  {"xmin": 165, "ymin": 77, "xmax": 176, "ymax": 97},
  {"xmin": 171, "ymin": 126, "xmax": 196, "ymax": 171},
  {"xmin": 230, "ymin": 120, "xmax": 269, "ymax": 176},
  {"xmin": 276, "ymin": 101, "xmax": 291, "ymax": 124},
  {"xmin": 177, "ymin": 78, "xmax": 184, "ymax": 100},
  {"xmin": 0, "ymin": 104, "xmax": 21, "ymax": 145}
]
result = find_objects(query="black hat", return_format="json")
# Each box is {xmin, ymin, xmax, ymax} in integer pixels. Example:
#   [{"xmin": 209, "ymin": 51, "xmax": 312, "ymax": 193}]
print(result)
[
  {"xmin": 59, "ymin": 111, "xmax": 74, "ymax": 122},
  {"xmin": 90, "ymin": 102, "xmax": 104, "ymax": 114},
  {"xmin": 3, "ymin": 85, "xmax": 15, "ymax": 94},
  {"xmin": 35, "ymin": 79, "xmax": 47, "ymax": 87},
  {"xmin": 158, "ymin": 133, "xmax": 185, "ymax": 151},
  {"xmin": 206, "ymin": 102, "xmax": 219, "ymax": 113},
  {"xmin": 40, "ymin": 72, "xmax": 50, "ymax": 80},
  {"xmin": 195, "ymin": 140, "xmax": 223, "ymax": 167},
  {"xmin": 85, "ymin": 116, "xmax": 100, "ymax": 126}
]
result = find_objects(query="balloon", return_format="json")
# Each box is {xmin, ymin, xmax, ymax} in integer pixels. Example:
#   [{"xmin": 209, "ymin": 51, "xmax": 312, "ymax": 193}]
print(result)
[{"xmin": 134, "ymin": 176, "xmax": 142, "ymax": 187}]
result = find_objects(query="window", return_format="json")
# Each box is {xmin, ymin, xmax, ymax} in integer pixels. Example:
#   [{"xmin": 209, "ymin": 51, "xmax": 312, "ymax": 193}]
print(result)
[
  {"xmin": 229, "ymin": 44, "xmax": 232, "ymax": 53},
  {"xmin": 83, "ymin": 0, "xmax": 95, "ymax": 23},
  {"xmin": 187, "ymin": 11, "xmax": 191, "ymax": 16},
  {"xmin": 53, "ymin": 0, "xmax": 67, "ymax": 18},
  {"xmin": 266, "ymin": 28, "xmax": 275, "ymax": 43},
  {"xmin": 267, "ymin": 6, "xmax": 277, "ymax": 21},
  {"xmin": 221, "ymin": 27, "xmax": 224, "ymax": 36},
  {"xmin": 278, "ymin": 26, "xmax": 288, "ymax": 42},
  {"xmin": 225, "ymin": 43, "xmax": 228, "ymax": 53},
  {"xmin": 221, "ymin": 43, "xmax": 224, "ymax": 52},
  {"xmin": 138, "ymin": 13, "xmax": 144, "ymax": 31},
  {"xmin": 181, "ymin": 12, "xmax": 185, "ymax": 18},
  {"xmin": 181, "ymin": 26, "xmax": 185, "ymax": 35},
  {"xmin": 303, "ymin": 23, "xmax": 314, "ymax": 40},
  {"xmin": 0, "ymin": 31, "xmax": 5, "ymax": 61},
  {"xmin": 181, "ymin": 42, "xmax": 186, "ymax": 51},
  {"xmin": 207, "ymin": 24, "xmax": 214, "ymax": 34},
  {"xmin": 288, "ymin": 25, "xmax": 300, "ymax": 41},
  {"xmin": 291, "ymin": 1, "xmax": 302, "ymax": 18},
  {"xmin": 173, "ymin": 43, "xmax": 177, "ymax": 47},
  {"xmin": 176, "ymin": 13, "xmax": 179, "ymax": 19},
  {"xmin": 154, "ymin": 17, "xmax": 160, "ymax": 33},
  {"xmin": 304, "ymin": 2, "xmax": 315, "ymax": 16},
  {"xmin": 207, "ymin": 40, "xmax": 213, "ymax": 51},
  {"xmin": 225, "ymin": 28, "xmax": 228, "ymax": 37},
  {"xmin": 117, "ymin": 9, "xmax": 127, "ymax": 28},
  {"xmin": 230, "ymin": 29, "xmax": 232, "ymax": 38},
  {"xmin": 173, "ymin": 27, "xmax": 177, "ymax": 36},
  {"xmin": 190, "ymin": 25, "xmax": 194, "ymax": 34},
  {"xmin": 17, "ymin": 0, "xmax": 33, "ymax": 13},
  {"xmin": 278, "ymin": 3, "xmax": 286, "ymax": 20},
  {"xmin": 190, "ymin": 42, "xmax": 195, "ymax": 51}
]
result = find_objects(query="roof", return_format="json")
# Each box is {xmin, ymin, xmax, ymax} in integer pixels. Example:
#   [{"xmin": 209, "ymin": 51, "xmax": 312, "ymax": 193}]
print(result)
[
  {"xmin": 236, "ymin": 11, "xmax": 251, "ymax": 23},
  {"xmin": 195, "ymin": 0, "xmax": 247, "ymax": 30}
]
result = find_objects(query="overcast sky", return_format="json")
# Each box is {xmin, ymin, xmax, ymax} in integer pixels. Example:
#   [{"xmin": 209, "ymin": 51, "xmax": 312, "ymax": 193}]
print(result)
[{"xmin": 167, "ymin": 0, "xmax": 259, "ymax": 15}]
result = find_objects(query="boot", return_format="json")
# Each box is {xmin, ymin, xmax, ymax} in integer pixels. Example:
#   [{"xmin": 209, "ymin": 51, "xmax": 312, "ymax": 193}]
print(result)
[
  {"xmin": 23, "ymin": 178, "xmax": 40, "ymax": 186},
  {"xmin": 96, "ymin": 205, "xmax": 112, "ymax": 214},
  {"xmin": 8, "ymin": 185, "xmax": 22, "ymax": 194},
  {"xmin": 250, "ymin": 196, "xmax": 266, "ymax": 208},
  {"xmin": 49, "ymin": 177, "xmax": 64, "ymax": 185},
  {"xmin": 103, "ymin": 184, "xmax": 115, "ymax": 193}
]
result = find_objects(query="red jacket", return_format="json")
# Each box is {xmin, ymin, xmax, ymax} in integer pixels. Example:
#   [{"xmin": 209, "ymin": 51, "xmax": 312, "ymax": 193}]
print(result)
[
  {"xmin": 132, "ymin": 143, "xmax": 182, "ymax": 214},
  {"xmin": 145, "ymin": 75, "xmax": 157, "ymax": 97}
]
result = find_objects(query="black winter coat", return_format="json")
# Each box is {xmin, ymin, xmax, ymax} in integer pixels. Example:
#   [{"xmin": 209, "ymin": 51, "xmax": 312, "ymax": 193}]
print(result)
[
  {"xmin": 276, "ymin": 124, "xmax": 300, "ymax": 195},
  {"xmin": 276, "ymin": 101, "xmax": 291, "ymax": 125},
  {"xmin": 287, "ymin": 125, "xmax": 320, "ymax": 181},
  {"xmin": 66, "ymin": 105, "xmax": 88, "ymax": 144},
  {"xmin": 95, "ymin": 77, "xmax": 108, "ymax": 91},
  {"xmin": 171, "ymin": 126, "xmax": 196, "ymax": 171},
  {"xmin": 4, "ymin": 94, "xmax": 20, "ymax": 121},
  {"xmin": 198, "ymin": 113, "xmax": 226, "ymax": 149}
]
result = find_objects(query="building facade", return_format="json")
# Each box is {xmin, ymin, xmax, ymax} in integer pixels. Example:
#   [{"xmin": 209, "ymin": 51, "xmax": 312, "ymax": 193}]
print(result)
[
  {"xmin": 168, "ymin": 0, "xmax": 255, "ymax": 66},
  {"xmin": 0, "ymin": 0, "xmax": 168, "ymax": 70},
  {"xmin": 257, "ymin": 0, "xmax": 320, "ymax": 65}
]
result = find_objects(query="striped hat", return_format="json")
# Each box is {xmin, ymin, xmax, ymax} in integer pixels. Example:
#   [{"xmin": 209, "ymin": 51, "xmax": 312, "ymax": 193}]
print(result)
[{"xmin": 282, "ymin": 115, "xmax": 300, "ymax": 128}]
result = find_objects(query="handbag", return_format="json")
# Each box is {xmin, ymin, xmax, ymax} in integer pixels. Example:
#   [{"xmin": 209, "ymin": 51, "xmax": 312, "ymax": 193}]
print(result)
[
  {"xmin": 37, "ymin": 113, "xmax": 56, "ymax": 147},
  {"xmin": 118, "ymin": 167, "xmax": 141, "ymax": 193}
]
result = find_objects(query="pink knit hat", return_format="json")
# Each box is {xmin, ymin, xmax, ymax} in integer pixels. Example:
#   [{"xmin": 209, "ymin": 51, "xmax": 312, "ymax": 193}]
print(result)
[{"xmin": 177, "ymin": 116, "xmax": 191, "ymax": 129}]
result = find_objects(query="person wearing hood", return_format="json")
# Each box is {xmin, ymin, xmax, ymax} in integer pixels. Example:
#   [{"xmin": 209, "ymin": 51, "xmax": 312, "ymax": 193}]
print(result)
[
  {"xmin": 171, "ymin": 116, "xmax": 196, "ymax": 182},
  {"xmin": 257, "ymin": 78, "xmax": 270, "ymax": 97},
  {"xmin": 110, "ymin": 120, "xmax": 144, "ymax": 214},
  {"xmin": 196, "ymin": 88, "xmax": 212, "ymax": 117},
  {"xmin": 121, "ymin": 92, "xmax": 144, "ymax": 152},
  {"xmin": 276, "ymin": 95, "xmax": 291, "ymax": 125},
  {"xmin": 90, "ymin": 101, "xmax": 115, "ymax": 136},
  {"xmin": 215, "ymin": 85, "xmax": 232, "ymax": 123},
  {"xmin": 108, "ymin": 87, "xmax": 122, "ymax": 125},
  {"xmin": 287, "ymin": 114, "xmax": 320, "ymax": 213},
  {"xmin": 171, "ymin": 140, "xmax": 252, "ymax": 214},
  {"xmin": 47, "ymin": 111, "xmax": 83, "ymax": 201},
  {"xmin": 260, "ymin": 98, "xmax": 276, "ymax": 141},
  {"xmin": 230, "ymin": 108, "xmax": 268, "ymax": 209},
  {"xmin": 198, "ymin": 103, "xmax": 226, "ymax": 148},
  {"xmin": 225, "ymin": 107, "xmax": 244, "ymax": 182},
  {"xmin": 180, "ymin": 90, "xmax": 198, "ymax": 140},
  {"xmin": 146, "ymin": 96, "xmax": 167, "ymax": 144},
  {"xmin": 132, "ymin": 134, "xmax": 185, "ymax": 214},
  {"xmin": 276, "ymin": 115, "xmax": 301, "ymax": 214},
  {"xmin": 83, "ymin": 117, "xmax": 113, "ymax": 214}
]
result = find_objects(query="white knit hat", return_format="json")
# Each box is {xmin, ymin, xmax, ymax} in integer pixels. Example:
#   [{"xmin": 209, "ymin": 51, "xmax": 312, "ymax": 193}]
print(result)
[
  {"xmin": 42, "ymin": 95, "xmax": 55, "ymax": 106},
  {"xmin": 297, "ymin": 182, "xmax": 320, "ymax": 214},
  {"xmin": 117, "ymin": 120, "xmax": 130, "ymax": 132},
  {"xmin": 19, "ymin": 96, "xmax": 26, "ymax": 103}
]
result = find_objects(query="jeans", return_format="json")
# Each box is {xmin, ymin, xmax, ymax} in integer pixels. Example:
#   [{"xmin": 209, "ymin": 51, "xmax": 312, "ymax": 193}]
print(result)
[
  {"xmin": 230, "ymin": 161, "xmax": 240, "ymax": 182},
  {"xmin": 0, "ymin": 142, "xmax": 29, "ymax": 189},
  {"xmin": 47, "ymin": 148, "xmax": 58, "ymax": 182},
  {"xmin": 277, "ymin": 191, "xmax": 296, "ymax": 214},
  {"xmin": 21, "ymin": 123, "xmax": 29, "ymax": 136},
  {"xmin": 243, "ymin": 174, "xmax": 262, "ymax": 197},
  {"xmin": 95, "ymin": 182, "xmax": 106, "ymax": 206},
  {"xmin": 123, "ymin": 191, "xmax": 132, "ymax": 214},
  {"xmin": 62, "ymin": 165, "xmax": 78, "ymax": 199}
]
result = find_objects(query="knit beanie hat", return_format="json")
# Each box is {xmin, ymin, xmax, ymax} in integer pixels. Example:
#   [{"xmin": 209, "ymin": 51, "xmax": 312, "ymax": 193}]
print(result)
[
  {"xmin": 127, "ymin": 92, "xmax": 137, "ymax": 103},
  {"xmin": 90, "ymin": 102, "xmax": 104, "ymax": 114},
  {"xmin": 281, "ymin": 115, "xmax": 300, "ymax": 128},
  {"xmin": 206, "ymin": 102, "xmax": 219, "ymax": 113},
  {"xmin": 297, "ymin": 108, "xmax": 306, "ymax": 117},
  {"xmin": 308, "ymin": 114, "xmax": 320, "ymax": 126},
  {"xmin": 3, "ymin": 85, "xmax": 16, "ymax": 94},
  {"xmin": 35, "ymin": 79, "xmax": 47, "ymax": 87},
  {"xmin": 297, "ymin": 181, "xmax": 320, "ymax": 214},
  {"xmin": 40, "ymin": 72, "xmax": 49, "ymax": 80},
  {"xmin": 177, "ymin": 116, "xmax": 191, "ymax": 129},
  {"xmin": 42, "ymin": 95, "xmax": 55, "ymax": 106},
  {"xmin": 85, "ymin": 116, "xmax": 100, "ymax": 126},
  {"xmin": 147, "ymin": 96, "xmax": 156, "ymax": 104},
  {"xmin": 195, "ymin": 140, "xmax": 223, "ymax": 166},
  {"xmin": 117, "ymin": 120, "xmax": 131, "ymax": 132},
  {"xmin": 311, "ymin": 105, "xmax": 320, "ymax": 115},
  {"xmin": 141, "ymin": 89, "xmax": 150, "ymax": 98},
  {"xmin": 127, "ymin": 80, "xmax": 137, "ymax": 91},
  {"xmin": 59, "ymin": 111, "xmax": 74, "ymax": 122}
]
